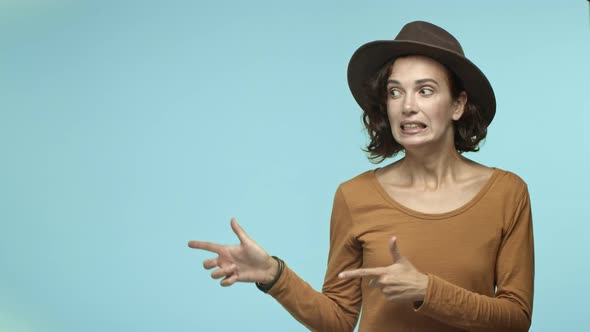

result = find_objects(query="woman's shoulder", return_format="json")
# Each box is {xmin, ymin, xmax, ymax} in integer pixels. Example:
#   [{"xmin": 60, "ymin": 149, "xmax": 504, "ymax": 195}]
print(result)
[
  {"xmin": 492, "ymin": 167, "xmax": 528, "ymax": 187},
  {"xmin": 331, "ymin": 168, "xmax": 381, "ymax": 203},
  {"xmin": 487, "ymin": 167, "xmax": 530, "ymax": 203},
  {"xmin": 338, "ymin": 159, "xmax": 405, "ymax": 189},
  {"xmin": 462, "ymin": 158, "xmax": 529, "ymax": 192},
  {"xmin": 339, "ymin": 168, "xmax": 378, "ymax": 188}
]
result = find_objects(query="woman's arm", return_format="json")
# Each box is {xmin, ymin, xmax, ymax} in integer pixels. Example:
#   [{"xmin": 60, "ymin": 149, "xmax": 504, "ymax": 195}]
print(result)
[
  {"xmin": 189, "ymin": 186, "xmax": 363, "ymax": 332},
  {"xmin": 266, "ymin": 186, "xmax": 363, "ymax": 332},
  {"xmin": 414, "ymin": 187, "xmax": 534, "ymax": 332}
]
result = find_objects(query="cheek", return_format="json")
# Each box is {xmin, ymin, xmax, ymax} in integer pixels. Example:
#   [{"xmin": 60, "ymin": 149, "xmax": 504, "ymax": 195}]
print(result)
[
  {"xmin": 386, "ymin": 101, "xmax": 401, "ymax": 124},
  {"xmin": 431, "ymin": 112, "xmax": 449, "ymax": 126},
  {"xmin": 386, "ymin": 108, "xmax": 401, "ymax": 136},
  {"xmin": 426, "ymin": 102, "xmax": 456, "ymax": 128}
]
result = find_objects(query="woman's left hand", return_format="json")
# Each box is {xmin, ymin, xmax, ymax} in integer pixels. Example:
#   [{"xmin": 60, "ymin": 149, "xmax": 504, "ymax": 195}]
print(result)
[{"xmin": 338, "ymin": 236, "xmax": 429, "ymax": 304}]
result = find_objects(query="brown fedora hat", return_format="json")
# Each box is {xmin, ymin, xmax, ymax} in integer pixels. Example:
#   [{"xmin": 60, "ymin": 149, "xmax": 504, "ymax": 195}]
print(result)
[{"xmin": 347, "ymin": 21, "xmax": 496, "ymax": 127}]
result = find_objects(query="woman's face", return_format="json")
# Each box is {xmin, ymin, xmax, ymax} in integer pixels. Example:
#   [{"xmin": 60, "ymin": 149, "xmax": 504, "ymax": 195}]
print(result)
[{"xmin": 386, "ymin": 55, "xmax": 466, "ymax": 151}]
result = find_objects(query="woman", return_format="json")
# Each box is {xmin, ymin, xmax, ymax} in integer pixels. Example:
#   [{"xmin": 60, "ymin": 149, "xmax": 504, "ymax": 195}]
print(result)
[{"xmin": 189, "ymin": 21, "xmax": 534, "ymax": 332}]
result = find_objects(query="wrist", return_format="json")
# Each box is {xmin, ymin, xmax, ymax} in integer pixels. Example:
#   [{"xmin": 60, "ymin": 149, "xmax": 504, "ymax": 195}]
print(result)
[
  {"xmin": 413, "ymin": 273, "xmax": 429, "ymax": 309},
  {"xmin": 418, "ymin": 273, "xmax": 429, "ymax": 300},
  {"xmin": 255, "ymin": 256, "xmax": 284, "ymax": 293},
  {"xmin": 261, "ymin": 256, "xmax": 279, "ymax": 284}
]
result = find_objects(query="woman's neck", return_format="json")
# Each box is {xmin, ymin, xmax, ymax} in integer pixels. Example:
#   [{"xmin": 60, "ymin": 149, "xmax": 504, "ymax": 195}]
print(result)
[{"xmin": 395, "ymin": 144, "xmax": 468, "ymax": 190}]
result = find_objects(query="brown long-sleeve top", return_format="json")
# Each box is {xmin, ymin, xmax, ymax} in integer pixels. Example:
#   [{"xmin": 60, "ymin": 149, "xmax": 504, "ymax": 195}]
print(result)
[{"xmin": 267, "ymin": 168, "xmax": 534, "ymax": 332}]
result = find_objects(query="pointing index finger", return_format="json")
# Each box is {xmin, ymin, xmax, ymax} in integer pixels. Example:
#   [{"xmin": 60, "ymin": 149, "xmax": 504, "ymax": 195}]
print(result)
[
  {"xmin": 338, "ymin": 267, "xmax": 384, "ymax": 279},
  {"xmin": 188, "ymin": 240, "xmax": 223, "ymax": 253}
]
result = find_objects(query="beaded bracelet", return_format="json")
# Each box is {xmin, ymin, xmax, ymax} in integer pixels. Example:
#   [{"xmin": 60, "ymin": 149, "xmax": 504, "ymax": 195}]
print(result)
[{"xmin": 255, "ymin": 256, "xmax": 284, "ymax": 293}]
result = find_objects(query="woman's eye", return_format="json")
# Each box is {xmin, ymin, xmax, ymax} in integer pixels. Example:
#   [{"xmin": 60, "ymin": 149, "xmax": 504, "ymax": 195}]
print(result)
[
  {"xmin": 420, "ymin": 87, "xmax": 434, "ymax": 96},
  {"xmin": 389, "ymin": 88, "xmax": 401, "ymax": 98}
]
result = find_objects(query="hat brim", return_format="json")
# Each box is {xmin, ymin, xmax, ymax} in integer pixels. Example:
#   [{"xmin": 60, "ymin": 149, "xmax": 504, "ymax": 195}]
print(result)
[{"xmin": 347, "ymin": 40, "xmax": 496, "ymax": 127}]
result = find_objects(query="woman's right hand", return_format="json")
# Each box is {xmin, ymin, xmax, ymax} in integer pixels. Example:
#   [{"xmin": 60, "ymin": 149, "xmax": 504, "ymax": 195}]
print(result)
[{"xmin": 188, "ymin": 218, "xmax": 278, "ymax": 287}]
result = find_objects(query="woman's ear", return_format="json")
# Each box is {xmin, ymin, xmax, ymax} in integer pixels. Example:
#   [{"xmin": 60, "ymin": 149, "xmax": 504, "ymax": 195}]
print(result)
[{"xmin": 452, "ymin": 91, "xmax": 468, "ymax": 121}]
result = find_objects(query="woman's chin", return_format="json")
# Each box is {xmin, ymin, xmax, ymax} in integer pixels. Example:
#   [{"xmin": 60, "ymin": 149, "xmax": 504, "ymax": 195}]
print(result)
[{"xmin": 396, "ymin": 137, "xmax": 431, "ymax": 149}]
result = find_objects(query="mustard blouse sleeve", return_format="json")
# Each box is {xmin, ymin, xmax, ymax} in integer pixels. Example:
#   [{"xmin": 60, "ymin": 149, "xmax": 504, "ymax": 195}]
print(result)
[{"xmin": 267, "ymin": 186, "xmax": 363, "ymax": 331}]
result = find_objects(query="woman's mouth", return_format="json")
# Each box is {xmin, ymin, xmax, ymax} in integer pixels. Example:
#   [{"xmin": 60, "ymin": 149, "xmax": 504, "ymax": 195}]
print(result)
[{"xmin": 400, "ymin": 122, "xmax": 427, "ymax": 134}]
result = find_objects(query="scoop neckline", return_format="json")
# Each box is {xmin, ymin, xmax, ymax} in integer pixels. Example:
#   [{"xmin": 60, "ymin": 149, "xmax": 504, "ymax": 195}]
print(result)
[{"xmin": 369, "ymin": 167, "xmax": 501, "ymax": 220}]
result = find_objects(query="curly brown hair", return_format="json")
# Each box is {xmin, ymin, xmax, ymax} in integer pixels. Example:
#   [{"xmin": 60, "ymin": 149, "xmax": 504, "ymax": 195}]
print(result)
[{"xmin": 361, "ymin": 57, "xmax": 488, "ymax": 163}]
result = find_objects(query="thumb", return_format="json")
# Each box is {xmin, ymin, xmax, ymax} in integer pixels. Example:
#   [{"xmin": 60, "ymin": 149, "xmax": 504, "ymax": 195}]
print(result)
[
  {"xmin": 230, "ymin": 217, "xmax": 250, "ymax": 244},
  {"xmin": 389, "ymin": 236, "xmax": 403, "ymax": 263}
]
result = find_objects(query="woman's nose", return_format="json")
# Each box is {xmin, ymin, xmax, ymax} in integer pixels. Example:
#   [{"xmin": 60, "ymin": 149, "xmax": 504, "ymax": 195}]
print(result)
[{"xmin": 402, "ymin": 98, "xmax": 418, "ymax": 115}]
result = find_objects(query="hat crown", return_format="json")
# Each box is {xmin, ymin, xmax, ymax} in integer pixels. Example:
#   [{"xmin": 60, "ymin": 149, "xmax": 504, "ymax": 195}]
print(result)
[{"xmin": 395, "ymin": 21, "xmax": 464, "ymax": 56}]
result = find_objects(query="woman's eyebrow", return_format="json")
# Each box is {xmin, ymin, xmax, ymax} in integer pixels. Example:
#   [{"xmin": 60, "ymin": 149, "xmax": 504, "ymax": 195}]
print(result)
[
  {"xmin": 387, "ymin": 78, "xmax": 439, "ymax": 85},
  {"xmin": 415, "ymin": 78, "xmax": 439, "ymax": 86}
]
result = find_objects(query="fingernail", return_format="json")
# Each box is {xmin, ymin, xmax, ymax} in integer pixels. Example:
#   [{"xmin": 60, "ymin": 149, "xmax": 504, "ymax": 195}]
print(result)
[{"xmin": 338, "ymin": 273, "xmax": 344, "ymax": 278}]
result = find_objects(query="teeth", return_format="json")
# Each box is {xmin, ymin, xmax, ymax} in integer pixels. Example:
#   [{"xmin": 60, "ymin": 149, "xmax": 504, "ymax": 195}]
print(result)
[{"xmin": 401, "ymin": 123, "xmax": 425, "ymax": 129}]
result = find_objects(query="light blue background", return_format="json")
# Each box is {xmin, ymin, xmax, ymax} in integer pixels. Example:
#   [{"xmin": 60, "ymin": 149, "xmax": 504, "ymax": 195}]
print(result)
[{"xmin": 1, "ymin": 0, "xmax": 589, "ymax": 331}]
